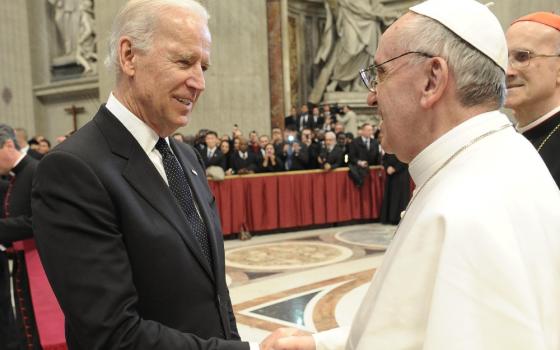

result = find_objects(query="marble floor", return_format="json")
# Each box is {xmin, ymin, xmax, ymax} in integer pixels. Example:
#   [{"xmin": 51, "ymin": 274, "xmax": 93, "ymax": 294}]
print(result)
[{"xmin": 224, "ymin": 223, "xmax": 396, "ymax": 343}]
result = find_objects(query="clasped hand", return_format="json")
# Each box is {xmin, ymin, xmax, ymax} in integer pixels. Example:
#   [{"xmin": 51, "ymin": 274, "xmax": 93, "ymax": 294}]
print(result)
[{"xmin": 260, "ymin": 327, "xmax": 316, "ymax": 350}]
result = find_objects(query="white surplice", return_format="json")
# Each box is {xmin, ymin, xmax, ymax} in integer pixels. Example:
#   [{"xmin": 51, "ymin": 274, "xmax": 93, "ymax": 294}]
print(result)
[{"xmin": 314, "ymin": 111, "xmax": 560, "ymax": 350}]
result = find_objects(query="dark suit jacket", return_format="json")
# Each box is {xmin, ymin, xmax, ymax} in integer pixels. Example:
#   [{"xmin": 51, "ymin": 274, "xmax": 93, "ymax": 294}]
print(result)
[
  {"xmin": 1, "ymin": 155, "xmax": 39, "ymax": 349},
  {"xmin": 32, "ymin": 106, "xmax": 248, "ymax": 350},
  {"xmin": 201, "ymin": 147, "xmax": 227, "ymax": 170},
  {"xmin": 319, "ymin": 145, "xmax": 344, "ymax": 170},
  {"xmin": 349, "ymin": 137, "xmax": 381, "ymax": 166},
  {"xmin": 230, "ymin": 151, "xmax": 257, "ymax": 174}
]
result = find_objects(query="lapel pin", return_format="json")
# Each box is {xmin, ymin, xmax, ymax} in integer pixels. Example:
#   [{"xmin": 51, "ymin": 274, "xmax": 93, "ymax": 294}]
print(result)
[{"xmin": 192, "ymin": 169, "xmax": 198, "ymax": 176}]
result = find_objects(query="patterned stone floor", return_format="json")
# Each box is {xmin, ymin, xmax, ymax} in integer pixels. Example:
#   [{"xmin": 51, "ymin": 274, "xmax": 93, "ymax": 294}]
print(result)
[{"xmin": 224, "ymin": 223, "xmax": 396, "ymax": 343}]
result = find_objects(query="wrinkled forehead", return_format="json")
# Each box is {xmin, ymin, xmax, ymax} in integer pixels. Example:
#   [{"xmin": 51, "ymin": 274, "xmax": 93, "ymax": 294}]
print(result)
[{"xmin": 376, "ymin": 12, "xmax": 414, "ymax": 60}]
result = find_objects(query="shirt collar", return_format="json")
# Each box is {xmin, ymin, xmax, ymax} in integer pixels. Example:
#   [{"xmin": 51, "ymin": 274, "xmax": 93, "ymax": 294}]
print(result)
[
  {"xmin": 409, "ymin": 110, "xmax": 512, "ymax": 191},
  {"xmin": 106, "ymin": 92, "xmax": 165, "ymax": 154},
  {"xmin": 517, "ymin": 105, "xmax": 560, "ymax": 133}
]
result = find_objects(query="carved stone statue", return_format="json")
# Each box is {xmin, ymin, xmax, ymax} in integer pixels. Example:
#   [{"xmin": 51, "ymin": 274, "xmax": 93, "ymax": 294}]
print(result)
[
  {"xmin": 76, "ymin": 0, "xmax": 97, "ymax": 74},
  {"xmin": 308, "ymin": 0, "xmax": 413, "ymax": 104},
  {"xmin": 47, "ymin": 0, "xmax": 97, "ymax": 76},
  {"xmin": 48, "ymin": 0, "xmax": 79, "ymax": 56}
]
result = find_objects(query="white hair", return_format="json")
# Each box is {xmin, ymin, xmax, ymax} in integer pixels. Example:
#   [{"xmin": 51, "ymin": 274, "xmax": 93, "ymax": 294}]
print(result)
[
  {"xmin": 104, "ymin": 0, "xmax": 209, "ymax": 74},
  {"xmin": 400, "ymin": 13, "xmax": 506, "ymax": 109}
]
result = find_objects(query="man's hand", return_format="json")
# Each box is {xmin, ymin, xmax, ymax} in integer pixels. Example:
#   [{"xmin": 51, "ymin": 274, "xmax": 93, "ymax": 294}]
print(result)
[
  {"xmin": 260, "ymin": 328, "xmax": 314, "ymax": 350},
  {"xmin": 387, "ymin": 166, "xmax": 396, "ymax": 175}
]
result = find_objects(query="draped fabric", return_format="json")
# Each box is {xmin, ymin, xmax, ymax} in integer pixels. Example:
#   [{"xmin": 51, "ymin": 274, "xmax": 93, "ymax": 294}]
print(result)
[{"xmin": 209, "ymin": 167, "xmax": 385, "ymax": 235}]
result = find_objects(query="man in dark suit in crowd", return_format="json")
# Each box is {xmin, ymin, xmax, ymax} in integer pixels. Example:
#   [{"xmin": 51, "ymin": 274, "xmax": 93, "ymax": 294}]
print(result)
[
  {"xmin": 318, "ymin": 131, "xmax": 344, "ymax": 170},
  {"xmin": 280, "ymin": 127, "xmax": 309, "ymax": 171},
  {"xmin": 0, "ymin": 123, "xmax": 40, "ymax": 350},
  {"xmin": 201, "ymin": 131, "xmax": 226, "ymax": 170},
  {"xmin": 230, "ymin": 137, "xmax": 257, "ymax": 174},
  {"xmin": 31, "ymin": 1, "xmax": 251, "ymax": 349},
  {"xmin": 310, "ymin": 106, "xmax": 325, "ymax": 130},
  {"xmin": 348, "ymin": 123, "xmax": 381, "ymax": 186},
  {"xmin": 284, "ymin": 106, "xmax": 297, "ymax": 129},
  {"xmin": 296, "ymin": 104, "xmax": 310, "ymax": 132}
]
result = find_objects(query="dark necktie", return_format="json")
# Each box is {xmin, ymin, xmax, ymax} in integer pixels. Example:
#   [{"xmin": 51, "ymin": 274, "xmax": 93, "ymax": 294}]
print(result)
[{"xmin": 155, "ymin": 138, "xmax": 211, "ymax": 263}]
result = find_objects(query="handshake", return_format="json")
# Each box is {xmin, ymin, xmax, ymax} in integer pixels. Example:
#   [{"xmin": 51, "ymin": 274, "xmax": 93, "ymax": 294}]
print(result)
[{"xmin": 259, "ymin": 328, "xmax": 316, "ymax": 350}]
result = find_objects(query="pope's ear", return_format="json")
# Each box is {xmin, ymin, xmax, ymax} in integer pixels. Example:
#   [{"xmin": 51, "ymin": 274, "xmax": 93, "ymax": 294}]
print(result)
[
  {"xmin": 118, "ymin": 37, "xmax": 136, "ymax": 77},
  {"xmin": 419, "ymin": 57, "xmax": 449, "ymax": 109}
]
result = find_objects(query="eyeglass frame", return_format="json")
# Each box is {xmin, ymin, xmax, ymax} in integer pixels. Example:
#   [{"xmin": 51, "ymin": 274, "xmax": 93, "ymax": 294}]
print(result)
[
  {"xmin": 359, "ymin": 51, "xmax": 434, "ymax": 93},
  {"xmin": 508, "ymin": 49, "xmax": 560, "ymax": 69}
]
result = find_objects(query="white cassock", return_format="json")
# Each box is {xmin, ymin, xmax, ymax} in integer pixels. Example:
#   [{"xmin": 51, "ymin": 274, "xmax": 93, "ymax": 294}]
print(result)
[{"xmin": 314, "ymin": 111, "xmax": 560, "ymax": 350}]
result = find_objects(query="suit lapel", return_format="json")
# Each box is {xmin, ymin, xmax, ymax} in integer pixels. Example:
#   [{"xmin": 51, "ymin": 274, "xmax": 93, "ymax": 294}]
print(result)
[
  {"xmin": 94, "ymin": 107, "xmax": 215, "ymax": 282},
  {"xmin": 171, "ymin": 141, "xmax": 222, "ymax": 279}
]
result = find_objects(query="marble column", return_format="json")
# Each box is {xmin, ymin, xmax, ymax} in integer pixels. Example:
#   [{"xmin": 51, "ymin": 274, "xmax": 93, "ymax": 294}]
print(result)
[{"xmin": 267, "ymin": 0, "xmax": 285, "ymax": 130}]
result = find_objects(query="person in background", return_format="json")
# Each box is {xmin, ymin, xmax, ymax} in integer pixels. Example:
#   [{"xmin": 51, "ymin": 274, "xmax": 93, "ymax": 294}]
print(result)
[
  {"xmin": 32, "ymin": 1, "xmax": 250, "ymax": 349},
  {"xmin": 505, "ymin": 12, "xmax": 560, "ymax": 187},
  {"xmin": 258, "ymin": 143, "xmax": 283, "ymax": 173},
  {"xmin": 262, "ymin": 0, "xmax": 560, "ymax": 348},
  {"xmin": 318, "ymin": 131, "xmax": 344, "ymax": 170}
]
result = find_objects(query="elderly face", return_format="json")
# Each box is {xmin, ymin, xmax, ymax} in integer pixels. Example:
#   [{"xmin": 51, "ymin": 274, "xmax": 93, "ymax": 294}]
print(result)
[
  {"xmin": 505, "ymin": 21, "xmax": 560, "ymax": 124},
  {"xmin": 366, "ymin": 13, "xmax": 426, "ymax": 162},
  {"xmin": 0, "ymin": 140, "xmax": 16, "ymax": 175},
  {"xmin": 124, "ymin": 8, "xmax": 211, "ymax": 137},
  {"xmin": 324, "ymin": 132, "xmax": 336, "ymax": 148}
]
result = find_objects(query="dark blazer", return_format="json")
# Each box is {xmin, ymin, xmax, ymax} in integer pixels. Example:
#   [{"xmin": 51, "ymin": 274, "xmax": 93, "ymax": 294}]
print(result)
[
  {"xmin": 230, "ymin": 151, "xmax": 257, "ymax": 174},
  {"xmin": 32, "ymin": 106, "xmax": 248, "ymax": 350},
  {"xmin": 279, "ymin": 142, "xmax": 309, "ymax": 171},
  {"xmin": 349, "ymin": 137, "xmax": 381, "ymax": 166},
  {"xmin": 319, "ymin": 145, "xmax": 345, "ymax": 170},
  {"xmin": 0, "ymin": 155, "xmax": 36, "ymax": 245},
  {"xmin": 201, "ymin": 147, "xmax": 227, "ymax": 170},
  {"xmin": 1, "ymin": 155, "xmax": 39, "ymax": 350}
]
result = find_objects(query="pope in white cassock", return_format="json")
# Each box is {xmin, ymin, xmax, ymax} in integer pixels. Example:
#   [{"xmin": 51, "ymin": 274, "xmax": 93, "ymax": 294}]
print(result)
[{"xmin": 260, "ymin": 0, "xmax": 560, "ymax": 349}]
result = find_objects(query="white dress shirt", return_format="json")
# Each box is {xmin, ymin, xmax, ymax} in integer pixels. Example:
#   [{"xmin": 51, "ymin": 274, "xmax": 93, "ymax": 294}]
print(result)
[{"xmin": 106, "ymin": 93, "xmax": 172, "ymax": 185}]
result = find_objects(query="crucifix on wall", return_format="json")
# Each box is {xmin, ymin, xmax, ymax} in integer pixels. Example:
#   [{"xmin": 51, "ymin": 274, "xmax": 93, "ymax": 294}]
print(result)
[{"xmin": 64, "ymin": 105, "xmax": 85, "ymax": 132}]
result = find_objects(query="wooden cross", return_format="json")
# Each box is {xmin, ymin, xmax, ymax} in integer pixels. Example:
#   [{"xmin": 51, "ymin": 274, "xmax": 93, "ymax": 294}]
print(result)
[{"xmin": 64, "ymin": 105, "xmax": 85, "ymax": 132}]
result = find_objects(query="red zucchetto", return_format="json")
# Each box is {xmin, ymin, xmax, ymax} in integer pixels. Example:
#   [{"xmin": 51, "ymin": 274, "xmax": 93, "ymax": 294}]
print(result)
[{"xmin": 512, "ymin": 12, "xmax": 560, "ymax": 31}]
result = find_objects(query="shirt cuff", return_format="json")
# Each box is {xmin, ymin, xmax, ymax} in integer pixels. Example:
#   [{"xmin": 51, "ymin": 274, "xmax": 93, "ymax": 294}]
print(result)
[
  {"xmin": 312, "ymin": 327, "xmax": 350, "ymax": 350},
  {"xmin": 249, "ymin": 341, "xmax": 260, "ymax": 350}
]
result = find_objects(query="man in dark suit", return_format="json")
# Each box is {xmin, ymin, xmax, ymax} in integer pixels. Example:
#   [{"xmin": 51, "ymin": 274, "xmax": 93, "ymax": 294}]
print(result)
[
  {"xmin": 348, "ymin": 123, "xmax": 381, "ymax": 186},
  {"xmin": 318, "ymin": 131, "xmax": 344, "ymax": 170},
  {"xmin": 296, "ymin": 104, "xmax": 310, "ymax": 132},
  {"xmin": 309, "ymin": 106, "xmax": 325, "ymax": 130},
  {"xmin": 201, "ymin": 131, "xmax": 226, "ymax": 170},
  {"xmin": 0, "ymin": 123, "xmax": 40, "ymax": 349},
  {"xmin": 31, "ymin": 1, "xmax": 250, "ymax": 349}
]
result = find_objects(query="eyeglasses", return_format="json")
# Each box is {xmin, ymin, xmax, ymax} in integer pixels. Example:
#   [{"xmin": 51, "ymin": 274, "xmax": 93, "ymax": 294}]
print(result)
[
  {"xmin": 359, "ymin": 51, "xmax": 433, "ymax": 92},
  {"xmin": 509, "ymin": 49, "xmax": 560, "ymax": 69}
]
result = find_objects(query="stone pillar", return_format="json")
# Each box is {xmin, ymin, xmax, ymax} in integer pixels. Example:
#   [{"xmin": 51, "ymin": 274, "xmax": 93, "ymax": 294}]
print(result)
[
  {"xmin": 267, "ymin": 0, "xmax": 285, "ymax": 130},
  {"xmin": 0, "ymin": 0, "xmax": 35, "ymax": 133}
]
